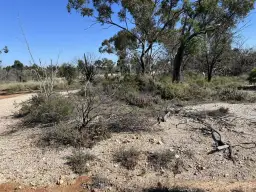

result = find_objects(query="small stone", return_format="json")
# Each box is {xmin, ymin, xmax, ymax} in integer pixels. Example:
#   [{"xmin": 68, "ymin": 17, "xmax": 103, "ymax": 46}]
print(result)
[
  {"xmin": 30, "ymin": 182, "xmax": 36, "ymax": 186},
  {"xmin": 224, "ymin": 173, "xmax": 229, "ymax": 177},
  {"xmin": 18, "ymin": 186, "xmax": 22, "ymax": 189},
  {"xmin": 157, "ymin": 140, "xmax": 163, "ymax": 145},
  {"xmin": 57, "ymin": 179, "xmax": 64, "ymax": 185},
  {"xmin": 114, "ymin": 164, "xmax": 119, "ymax": 168},
  {"xmin": 169, "ymin": 148, "xmax": 175, "ymax": 152},
  {"xmin": 175, "ymin": 154, "xmax": 180, "ymax": 159},
  {"xmin": 57, "ymin": 176, "xmax": 64, "ymax": 185}
]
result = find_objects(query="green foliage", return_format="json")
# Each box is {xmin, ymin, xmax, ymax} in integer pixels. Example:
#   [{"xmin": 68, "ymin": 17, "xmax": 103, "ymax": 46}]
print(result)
[
  {"xmin": 58, "ymin": 63, "xmax": 77, "ymax": 85},
  {"xmin": 66, "ymin": 150, "xmax": 95, "ymax": 175},
  {"xmin": 17, "ymin": 94, "xmax": 74, "ymax": 124},
  {"xmin": 247, "ymin": 68, "xmax": 256, "ymax": 84},
  {"xmin": 113, "ymin": 148, "xmax": 140, "ymax": 170},
  {"xmin": 42, "ymin": 121, "xmax": 110, "ymax": 148},
  {"xmin": 77, "ymin": 57, "xmax": 96, "ymax": 82},
  {"xmin": 12, "ymin": 60, "xmax": 24, "ymax": 70},
  {"xmin": 217, "ymin": 88, "xmax": 248, "ymax": 102}
]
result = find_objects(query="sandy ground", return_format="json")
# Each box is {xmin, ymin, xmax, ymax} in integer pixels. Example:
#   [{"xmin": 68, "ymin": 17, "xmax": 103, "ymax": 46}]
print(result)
[{"xmin": 1, "ymin": 93, "xmax": 256, "ymax": 191}]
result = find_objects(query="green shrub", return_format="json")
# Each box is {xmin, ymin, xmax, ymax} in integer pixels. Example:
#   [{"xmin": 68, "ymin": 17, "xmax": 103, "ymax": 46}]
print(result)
[
  {"xmin": 66, "ymin": 150, "xmax": 95, "ymax": 175},
  {"xmin": 17, "ymin": 93, "xmax": 74, "ymax": 124},
  {"xmin": 217, "ymin": 88, "xmax": 248, "ymax": 101},
  {"xmin": 113, "ymin": 148, "xmax": 140, "ymax": 170},
  {"xmin": 42, "ymin": 121, "xmax": 110, "ymax": 148},
  {"xmin": 247, "ymin": 68, "xmax": 256, "ymax": 84}
]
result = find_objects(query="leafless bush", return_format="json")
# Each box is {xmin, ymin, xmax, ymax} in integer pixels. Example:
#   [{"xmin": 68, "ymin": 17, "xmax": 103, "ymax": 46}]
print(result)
[
  {"xmin": 144, "ymin": 186, "xmax": 205, "ymax": 192},
  {"xmin": 147, "ymin": 150, "xmax": 176, "ymax": 171},
  {"xmin": 113, "ymin": 148, "xmax": 140, "ymax": 170},
  {"xmin": 108, "ymin": 112, "xmax": 152, "ymax": 133}
]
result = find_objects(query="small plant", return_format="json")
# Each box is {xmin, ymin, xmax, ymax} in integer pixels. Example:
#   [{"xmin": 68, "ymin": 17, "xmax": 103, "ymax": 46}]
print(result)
[
  {"xmin": 91, "ymin": 176, "xmax": 110, "ymax": 189},
  {"xmin": 113, "ymin": 148, "xmax": 140, "ymax": 170},
  {"xmin": 147, "ymin": 150, "xmax": 176, "ymax": 171},
  {"xmin": 66, "ymin": 150, "xmax": 95, "ymax": 175}
]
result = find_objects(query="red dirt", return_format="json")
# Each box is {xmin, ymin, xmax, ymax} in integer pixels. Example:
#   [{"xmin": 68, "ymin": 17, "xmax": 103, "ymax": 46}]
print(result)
[
  {"xmin": 0, "ymin": 176, "xmax": 91, "ymax": 192},
  {"xmin": 1, "ymin": 177, "xmax": 256, "ymax": 192}
]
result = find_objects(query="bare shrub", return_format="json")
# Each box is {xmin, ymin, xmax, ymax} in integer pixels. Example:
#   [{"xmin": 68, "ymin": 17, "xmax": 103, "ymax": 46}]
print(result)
[
  {"xmin": 125, "ymin": 93, "xmax": 155, "ymax": 108},
  {"xmin": 207, "ymin": 107, "xmax": 229, "ymax": 117},
  {"xmin": 90, "ymin": 176, "xmax": 111, "ymax": 189},
  {"xmin": 109, "ymin": 113, "xmax": 152, "ymax": 133},
  {"xmin": 147, "ymin": 150, "xmax": 176, "ymax": 171},
  {"xmin": 144, "ymin": 186, "xmax": 205, "ymax": 192},
  {"xmin": 66, "ymin": 150, "xmax": 95, "ymax": 175},
  {"xmin": 113, "ymin": 148, "xmax": 140, "ymax": 170}
]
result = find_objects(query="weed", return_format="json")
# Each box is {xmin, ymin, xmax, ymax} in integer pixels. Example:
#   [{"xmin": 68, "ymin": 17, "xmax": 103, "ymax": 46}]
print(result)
[
  {"xmin": 113, "ymin": 148, "xmax": 140, "ymax": 170},
  {"xmin": 66, "ymin": 150, "xmax": 95, "ymax": 175}
]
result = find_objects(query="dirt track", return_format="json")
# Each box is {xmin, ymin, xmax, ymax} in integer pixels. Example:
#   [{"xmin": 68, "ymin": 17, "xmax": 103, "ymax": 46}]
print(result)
[{"xmin": 1, "ymin": 94, "xmax": 256, "ymax": 191}]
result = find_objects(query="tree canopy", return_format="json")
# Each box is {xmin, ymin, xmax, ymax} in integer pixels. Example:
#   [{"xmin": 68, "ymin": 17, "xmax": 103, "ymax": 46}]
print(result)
[{"xmin": 67, "ymin": 0, "xmax": 254, "ymax": 81}]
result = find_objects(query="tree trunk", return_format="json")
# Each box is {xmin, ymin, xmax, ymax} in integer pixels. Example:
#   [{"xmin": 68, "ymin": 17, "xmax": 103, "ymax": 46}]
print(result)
[
  {"xmin": 140, "ymin": 51, "xmax": 145, "ymax": 74},
  {"xmin": 207, "ymin": 61, "xmax": 214, "ymax": 82},
  {"xmin": 172, "ymin": 43, "xmax": 185, "ymax": 82}
]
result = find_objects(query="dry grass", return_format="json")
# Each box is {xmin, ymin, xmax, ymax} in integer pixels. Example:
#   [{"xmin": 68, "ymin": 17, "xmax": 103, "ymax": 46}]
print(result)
[{"xmin": 0, "ymin": 78, "xmax": 69, "ymax": 94}]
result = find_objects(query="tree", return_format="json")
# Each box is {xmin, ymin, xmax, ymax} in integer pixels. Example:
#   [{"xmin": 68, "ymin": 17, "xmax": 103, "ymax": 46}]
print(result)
[
  {"xmin": 0, "ymin": 46, "xmax": 8, "ymax": 64},
  {"xmin": 67, "ymin": 0, "xmax": 181, "ymax": 74},
  {"xmin": 12, "ymin": 60, "xmax": 24, "ymax": 82},
  {"xmin": 77, "ymin": 54, "xmax": 97, "ymax": 82},
  {"xmin": 202, "ymin": 29, "xmax": 232, "ymax": 82},
  {"xmin": 68, "ymin": 0, "xmax": 255, "ymax": 81},
  {"xmin": 169, "ymin": 0, "xmax": 255, "ymax": 82},
  {"xmin": 100, "ymin": 30, "xmax": 137, "ymax": 74},
  {"xmin": 59, "ymin": 63, "xmax": 77, "ymax": 85},
  {"xmin": 102, "ymin": 58, "xmax": 115, "ymax": 76}
]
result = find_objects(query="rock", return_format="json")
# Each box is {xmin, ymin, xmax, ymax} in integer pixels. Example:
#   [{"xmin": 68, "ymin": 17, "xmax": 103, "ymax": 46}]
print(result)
[
  {"xmin": 149, "ymin": 138, "xmax": 155, "ymax": 144},
  {"xmin": 114, "ymin": 164, "xmax": 119, "ymax": 168},
  {"xmin": 169, "ymin": 148, "xmax": 175, "ymax": 152},
  {"xmin": 57, "ymin": 176, "xmax": 64, "ymax": 185},
  {"xmin": 30, "ymin": 182, "xmax": 36, "ymax": 186},
  {"xmin": 18, "ymin": 186, "xmax": 22, "ymax": 189},
  {"xmin": 175, "ymin": 154, "xmax": 180, "ymax": 159},
  {"xmin": 224, "ymin": 173, "xmax": 229, "ymax": 177},
  {"xmin": 157, "ymin": 140, "xmax": 163, "ymax": 145}
]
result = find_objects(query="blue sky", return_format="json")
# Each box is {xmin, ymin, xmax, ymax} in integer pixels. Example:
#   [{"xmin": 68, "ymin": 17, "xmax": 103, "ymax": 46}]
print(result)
[{"xmin": 0, "ymin": 0, "xmax": 255, "ymax": 66}]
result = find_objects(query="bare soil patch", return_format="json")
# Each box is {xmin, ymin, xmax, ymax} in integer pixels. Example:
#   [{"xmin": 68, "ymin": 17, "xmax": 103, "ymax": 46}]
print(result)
[{"xmin": 1, "ymin": 94, "xmax": 256, "ymax": 191}]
